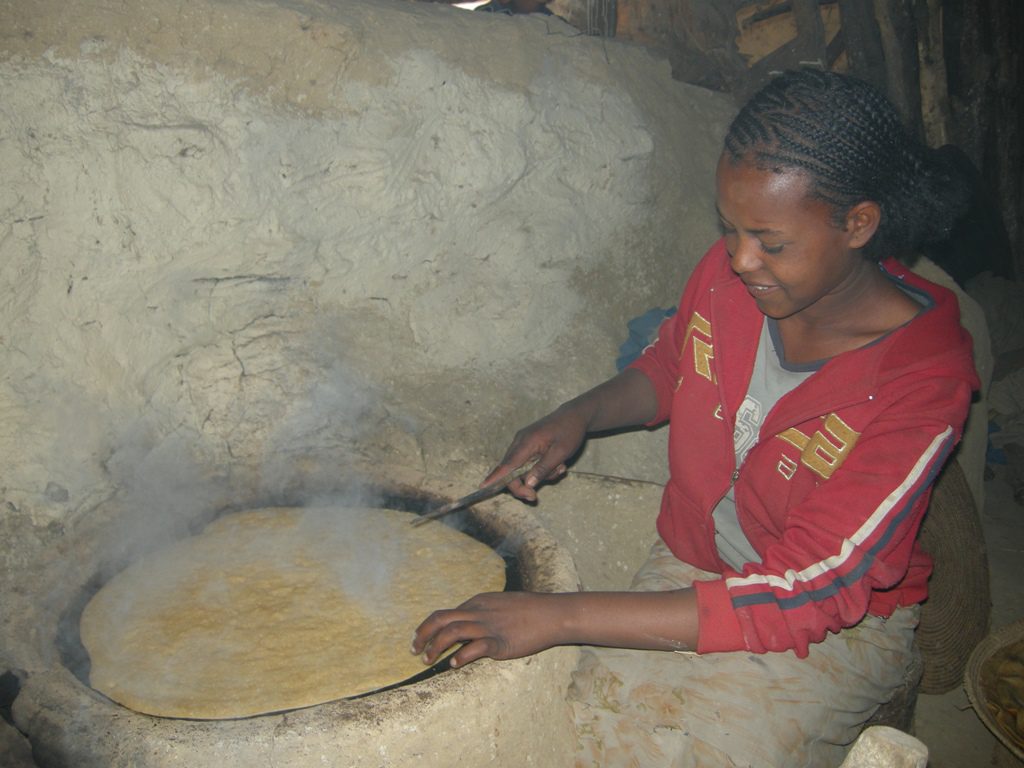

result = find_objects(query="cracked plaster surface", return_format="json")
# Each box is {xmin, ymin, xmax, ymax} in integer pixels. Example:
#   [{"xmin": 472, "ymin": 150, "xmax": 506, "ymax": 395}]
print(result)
[{"xmin": 0, "ymin": 0, "xmax": 732, "ymax": 547}]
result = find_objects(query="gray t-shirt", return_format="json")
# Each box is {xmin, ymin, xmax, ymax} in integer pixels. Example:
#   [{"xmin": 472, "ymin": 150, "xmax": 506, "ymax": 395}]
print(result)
[{"xmin": 712, "ymin": 319, "xmax": 823, "ymax": 570}]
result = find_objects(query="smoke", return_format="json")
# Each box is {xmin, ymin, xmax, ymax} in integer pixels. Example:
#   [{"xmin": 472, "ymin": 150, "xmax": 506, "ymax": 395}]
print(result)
[
  {"xmin": 99, "ymin": 353, "xmax": 407, "ymax": 558},
  {"xmin": 258, "ymin": 358, "xmax": 391, "ymax": 506}
]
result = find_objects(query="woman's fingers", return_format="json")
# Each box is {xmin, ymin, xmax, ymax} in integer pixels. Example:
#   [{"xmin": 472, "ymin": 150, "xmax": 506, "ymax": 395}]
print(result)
[
  {"xmin": 484, "ymin": 408, "xmax": 586, "ymax": 494},
  {"xmin": 485, "ymin": 438, "xmax": 573, "ymax": 502},
  {"xmin": 412, "ymin": 608, "xmax": 459, "ymax": 655},
  {"xmin": 413, "ymin": 606, "xmax": 495, "ymax": 665},
  {"xmin": 521, "ymin": 457, "xmax": 565, "ymax": 486},
  {"xmin": 413, "ymin": 592, "xmax": 563, "ymax": 669},
  {"xmin": 514, "ymin": 462, "xmax": 568, "ymax": 500},
  {"xmin": 418, "ymin": 618, "xmax": 482, "ymax": 665},
  {"xmin": 483, "ymin": 455, "xmax": 542, "ymax": 501},
  {"xmin": 447, "ymin": 637, "xmax": 500, "ymax": 668}
]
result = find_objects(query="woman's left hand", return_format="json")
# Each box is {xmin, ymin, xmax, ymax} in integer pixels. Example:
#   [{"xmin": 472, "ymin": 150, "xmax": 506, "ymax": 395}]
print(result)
[{"xmin": 412, "ymin": 591, "xmax": 569, "ymax": 668}]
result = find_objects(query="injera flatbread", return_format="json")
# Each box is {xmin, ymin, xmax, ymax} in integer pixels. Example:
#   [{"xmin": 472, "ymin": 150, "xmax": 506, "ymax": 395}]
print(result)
[{"xmin": 80, "ymin": 507, "xmax": 506, "ymax": 719}]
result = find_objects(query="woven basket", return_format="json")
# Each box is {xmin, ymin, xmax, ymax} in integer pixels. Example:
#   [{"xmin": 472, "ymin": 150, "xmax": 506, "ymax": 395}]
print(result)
[
  {"xmin": 964, "ymin": 618, "xmax": 1024, "ymax": 762},
  {"xmin": 916, "ymin": 459, "xmax": 992, "ymax": 694}
]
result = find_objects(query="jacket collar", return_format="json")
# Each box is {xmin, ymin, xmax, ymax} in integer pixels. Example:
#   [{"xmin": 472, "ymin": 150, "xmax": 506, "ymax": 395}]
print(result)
[{"xmin": 704, "ymin": 245, "xmax": 978, "ymax": 429}]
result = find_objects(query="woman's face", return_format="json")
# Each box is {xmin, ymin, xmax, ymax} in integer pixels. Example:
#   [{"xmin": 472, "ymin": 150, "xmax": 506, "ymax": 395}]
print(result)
[{"xmin": 715, "ymin": 154, "xmax": 877, "ymax": 323}]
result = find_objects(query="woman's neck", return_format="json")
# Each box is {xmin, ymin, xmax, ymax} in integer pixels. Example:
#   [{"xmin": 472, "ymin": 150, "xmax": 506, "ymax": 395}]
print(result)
[{"xmin": 776, "ymin": 266, "xmax": 922, "ymax": 364}]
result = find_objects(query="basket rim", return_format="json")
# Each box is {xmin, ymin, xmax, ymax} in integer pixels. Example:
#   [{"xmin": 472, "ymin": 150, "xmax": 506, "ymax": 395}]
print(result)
[{"xmin": 963, "ymin": 617, "xmax": 1024, "ymax": 761}]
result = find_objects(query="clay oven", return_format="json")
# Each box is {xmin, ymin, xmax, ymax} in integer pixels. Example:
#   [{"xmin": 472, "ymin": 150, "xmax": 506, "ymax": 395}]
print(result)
[{"xmin": 15, "ymin": 471, "xmax": 581, "ymax": 766}]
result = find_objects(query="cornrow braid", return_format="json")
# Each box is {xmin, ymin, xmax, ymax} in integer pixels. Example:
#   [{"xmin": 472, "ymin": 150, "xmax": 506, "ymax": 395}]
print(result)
[{"xmin": 723, "ymin": 68, "xmax": 970, "ymax": 261}]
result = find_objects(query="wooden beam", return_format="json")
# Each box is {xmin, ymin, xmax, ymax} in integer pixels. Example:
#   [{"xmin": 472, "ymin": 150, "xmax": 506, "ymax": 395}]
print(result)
[
  {"xmin": 873, "ymin": 0, "xmax": 922, "ymax": 136},
  {"xmin": 915, "ymin": 0, "xmax": 953, "ymax": 146},
  {"xmin": 836, "ymin": 0, "xmax": 887, "ymax": 91},
  {"xmin": 792, "ymin": 0, "xmax": 828, "ymax": 64}
]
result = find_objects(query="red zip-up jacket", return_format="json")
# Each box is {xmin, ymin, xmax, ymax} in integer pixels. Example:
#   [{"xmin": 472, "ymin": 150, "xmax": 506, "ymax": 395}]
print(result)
[{"xmin": 630, "ymin": 240, "xmax": 979, "ymax": 657}]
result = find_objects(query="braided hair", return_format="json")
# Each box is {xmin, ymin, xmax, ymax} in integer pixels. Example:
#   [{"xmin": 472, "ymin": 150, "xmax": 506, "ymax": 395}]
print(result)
[{"xmin": 723, "ymin": 68, "xmax": 969, "ymax": 261}]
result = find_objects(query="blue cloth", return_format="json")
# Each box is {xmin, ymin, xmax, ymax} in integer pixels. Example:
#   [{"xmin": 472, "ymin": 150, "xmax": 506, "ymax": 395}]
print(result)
[
  {"xmin": 616, "ymin": 307, "xmax": 676, "ymax": 372},
  {"xmin": 987, "ymin": 421, "xmax": 1007, "ymax": 465}
]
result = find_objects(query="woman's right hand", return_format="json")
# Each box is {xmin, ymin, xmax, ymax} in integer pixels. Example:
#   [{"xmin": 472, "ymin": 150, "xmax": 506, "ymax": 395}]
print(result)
[
  {"xmin": 484, "ymin": 368, "xmax": 660, "ymax": 502},
  {"xmin": 485, "ymin": 403, "xmax": 591, "ymax": 502}
]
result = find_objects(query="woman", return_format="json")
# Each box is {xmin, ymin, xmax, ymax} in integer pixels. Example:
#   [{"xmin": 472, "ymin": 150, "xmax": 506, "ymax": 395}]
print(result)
[{"xmin": 412, "ymin": 68, "xmax": 980, "ymax": 766}]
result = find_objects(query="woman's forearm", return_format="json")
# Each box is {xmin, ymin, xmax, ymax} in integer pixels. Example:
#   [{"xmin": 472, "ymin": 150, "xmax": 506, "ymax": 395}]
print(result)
[
  {"xmin": 562, "ymin": 367, "xmax": 660, "ymax": 434},
  {"xmin": 412, "ymin": 588, "xmax": 700, "ymax": 669},
  {"xmin": 556, "ymin": 589, "xmax": 699, "ymax": 651}
]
